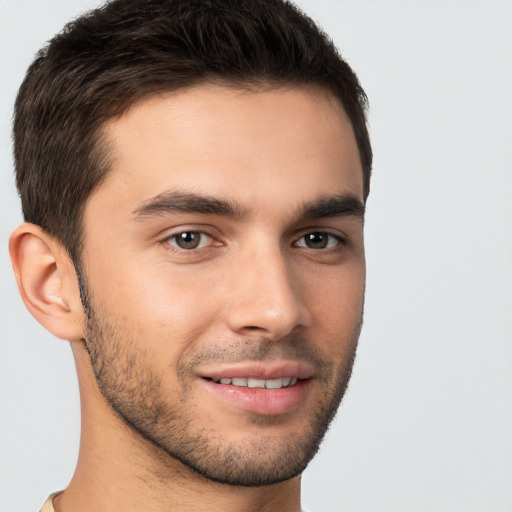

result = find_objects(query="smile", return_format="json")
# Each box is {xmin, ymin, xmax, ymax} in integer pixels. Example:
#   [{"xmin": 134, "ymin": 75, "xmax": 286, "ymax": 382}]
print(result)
[
  {"xmin": 211, "ymin": 377, "xmax": 298, "ymax": 389},
  {"xmin": 198, "ymin": 361, "xmax": 314, "ymax": 414}
]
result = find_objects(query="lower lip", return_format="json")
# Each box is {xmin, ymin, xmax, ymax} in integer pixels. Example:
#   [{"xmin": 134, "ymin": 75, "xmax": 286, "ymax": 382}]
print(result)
[{"xmin": 201, "ymin": 379, "xmax": 311, "ymax": 416}]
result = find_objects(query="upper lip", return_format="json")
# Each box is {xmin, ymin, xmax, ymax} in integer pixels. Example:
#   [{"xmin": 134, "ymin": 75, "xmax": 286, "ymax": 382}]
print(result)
[{"xmin": 197, "ymin": 360, "xmax": 315, "ymax": 381}]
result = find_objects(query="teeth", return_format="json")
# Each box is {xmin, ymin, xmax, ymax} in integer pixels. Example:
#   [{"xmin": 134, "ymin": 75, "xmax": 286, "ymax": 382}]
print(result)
[
  {"xmin": 214, "ymin": 377, "xmax": 298, "ymax": 389},
  {"xmin": 282, "ymin": 377, "xmax": 291, "ymax": 387},
  {"xmin": 265, "ymin": 378, "xmax": 284, "ymax": 389},
  {"xmin": 248, "ymin": 378, "xmax": 266, "ymax": 388}
]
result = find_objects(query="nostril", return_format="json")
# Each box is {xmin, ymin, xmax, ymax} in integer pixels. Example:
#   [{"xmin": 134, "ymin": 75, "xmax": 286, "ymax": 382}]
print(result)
[{"xmin": 239, "ymin": 325, "xmax": 267, "ymax": 335}]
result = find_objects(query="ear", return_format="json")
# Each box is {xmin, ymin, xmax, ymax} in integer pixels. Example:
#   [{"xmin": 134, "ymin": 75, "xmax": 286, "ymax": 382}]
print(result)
[{"xmin": 9, "ymin": 223, "xmax": 85, "ymax": 341}]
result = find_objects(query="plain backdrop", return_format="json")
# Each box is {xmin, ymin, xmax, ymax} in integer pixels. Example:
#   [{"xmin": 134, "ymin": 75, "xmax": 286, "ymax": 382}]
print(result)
[{"xmin": 1, "ymin": 1, "xmax": 511, "ymax": 511}]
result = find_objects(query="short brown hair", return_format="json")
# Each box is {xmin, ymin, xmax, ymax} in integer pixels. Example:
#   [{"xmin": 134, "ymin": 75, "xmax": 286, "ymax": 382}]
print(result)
[{"xmin": 14, "ymin": 0, "xmax": 372, "ymax": 261}]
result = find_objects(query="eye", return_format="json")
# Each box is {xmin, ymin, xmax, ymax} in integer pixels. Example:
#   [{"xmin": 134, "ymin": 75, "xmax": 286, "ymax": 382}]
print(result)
[
  {"xmin": 295, "ymin": 232, "xmax": 342, "ymax": 250},
  {"xmin": 165, "ymin": 231, "xmax": 213, "ymax": 250}
]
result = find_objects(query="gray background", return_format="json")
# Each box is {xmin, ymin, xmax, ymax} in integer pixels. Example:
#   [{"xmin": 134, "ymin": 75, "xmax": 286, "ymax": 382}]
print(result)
[{"xmin": 1, "ymin": 1, "xmax": 511, "ymax": 511}]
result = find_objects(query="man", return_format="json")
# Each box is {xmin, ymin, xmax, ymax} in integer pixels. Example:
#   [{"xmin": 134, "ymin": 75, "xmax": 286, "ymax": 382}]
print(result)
[{"xmin": 9, "ymin": 0, "xmax": 372, "ymax": 510}]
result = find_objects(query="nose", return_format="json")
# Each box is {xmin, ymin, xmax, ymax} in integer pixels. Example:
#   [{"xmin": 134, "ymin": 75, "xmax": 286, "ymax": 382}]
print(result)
[{"xmin": 224, "ymin": 244, "xmax": 311, "ymax": 340}]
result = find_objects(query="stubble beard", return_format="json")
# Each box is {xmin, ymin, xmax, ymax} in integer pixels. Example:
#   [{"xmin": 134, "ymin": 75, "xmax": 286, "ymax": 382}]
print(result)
[{"xmin": 79, "ymin": 275, "xmax": 361, "ymax": 487}]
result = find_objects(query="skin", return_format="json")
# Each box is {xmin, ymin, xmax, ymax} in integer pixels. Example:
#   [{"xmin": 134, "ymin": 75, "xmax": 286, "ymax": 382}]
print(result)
[{"xmin": 10, "ymin": 84, "xmax": 366, "ymax": 512}]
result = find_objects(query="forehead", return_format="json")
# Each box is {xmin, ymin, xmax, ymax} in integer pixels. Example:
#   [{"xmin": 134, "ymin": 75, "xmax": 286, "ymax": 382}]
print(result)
[{"xmin": 88, "ymin": 84, "xmax": 363, "ymax": 221}]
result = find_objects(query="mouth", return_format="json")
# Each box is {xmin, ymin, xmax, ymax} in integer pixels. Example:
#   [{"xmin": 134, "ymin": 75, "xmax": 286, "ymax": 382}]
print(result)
[
  {"xmin": 206, "ymin": 376, "xmax": 299, "ymax": 389},
  {"xmin": 198, "ymin": 360, "xmax": 314, "ymax": 382},
  {"xmin": 198, "ymin": 362, "xmax": 313, "ymax": 416}
]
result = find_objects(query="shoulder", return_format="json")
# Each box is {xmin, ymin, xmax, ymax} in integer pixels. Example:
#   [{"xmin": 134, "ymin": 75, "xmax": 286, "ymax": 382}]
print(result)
[{"xmin": 39, "ymin": 492, "xmax": 61, "ymax": 512}]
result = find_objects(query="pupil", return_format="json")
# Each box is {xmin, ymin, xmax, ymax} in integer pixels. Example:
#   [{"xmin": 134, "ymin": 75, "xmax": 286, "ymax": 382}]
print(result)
[
  {"xmin": 306, "ymin": 233, "xmax": 327, "ymax": 249},
  {"xmin": 177, "ymin": 232, "xmax": 200, "ymax": 249}
]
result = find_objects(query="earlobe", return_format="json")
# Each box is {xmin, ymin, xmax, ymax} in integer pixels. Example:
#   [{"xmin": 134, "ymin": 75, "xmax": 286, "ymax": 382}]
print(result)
[{"xmin": 9, "ymin": 223, "xmax": 85, "ymax": 341}]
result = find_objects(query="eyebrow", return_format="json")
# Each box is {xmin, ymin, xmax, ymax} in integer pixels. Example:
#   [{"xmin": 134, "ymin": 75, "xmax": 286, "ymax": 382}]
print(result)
[
  {"xmin": 132, "ymin": 190, "xmax": 365, "ymax": 223},
  {"xmin": 132, "ymin": 191, "xmax": 248, "ymax": 220},
  {"xmin": 296, "ymin": 194, "xmax": 365, "ymax": 221}
]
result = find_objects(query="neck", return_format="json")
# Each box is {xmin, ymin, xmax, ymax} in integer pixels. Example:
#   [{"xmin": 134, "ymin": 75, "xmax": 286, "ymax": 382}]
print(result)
[{"xmin": 56, "ymin": 342, "xmax": 302, "ymax": 512}]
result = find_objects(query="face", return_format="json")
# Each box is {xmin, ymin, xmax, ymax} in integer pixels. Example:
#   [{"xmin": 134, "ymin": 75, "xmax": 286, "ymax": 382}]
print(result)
[{"xmin": 80, "ymin": 84, "xmax": 366, "ymax": 485}]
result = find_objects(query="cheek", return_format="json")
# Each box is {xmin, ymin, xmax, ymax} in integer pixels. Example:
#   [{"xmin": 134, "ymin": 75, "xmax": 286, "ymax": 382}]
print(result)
[
  {"xmin": 86, "ymin": 256, "xmax": 224, "ymax": 350},
  {"xmin": 303, "ymin": 262, "xmax": 365, "ymax": 341}
]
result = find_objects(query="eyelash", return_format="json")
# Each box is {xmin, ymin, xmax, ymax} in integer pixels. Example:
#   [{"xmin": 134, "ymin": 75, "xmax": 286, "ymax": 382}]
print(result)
[
  {"xmin": 294, "ymin": 232, "xmax": 345, "ymax": 250},
  {"xmin": 163, "ymin": 231, "xmax": 215, "ymax": 251},
  {"xmin": 162, "ymin": 230, "xmax": 346, "ymax": 252}
]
